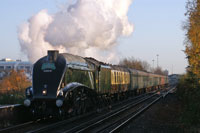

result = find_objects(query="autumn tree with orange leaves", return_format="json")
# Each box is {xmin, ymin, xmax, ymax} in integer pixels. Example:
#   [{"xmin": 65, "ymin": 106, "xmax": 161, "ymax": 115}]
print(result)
[
  {"xmin": 0, "ymin": 70, "xmax": 31, "ymax": 93},
  {"xmin": 176, "ymin": 0, "xmax": 200, "ymax": 125},
  {"xmin": 184, "ymin": 0, "xmax": 200, "ymax": 77}
]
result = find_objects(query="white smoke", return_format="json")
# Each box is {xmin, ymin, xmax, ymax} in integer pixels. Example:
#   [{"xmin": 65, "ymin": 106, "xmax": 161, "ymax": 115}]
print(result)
[{"xmin": 18, "ymin": 0, "xmax": 134, "ymax": 63}]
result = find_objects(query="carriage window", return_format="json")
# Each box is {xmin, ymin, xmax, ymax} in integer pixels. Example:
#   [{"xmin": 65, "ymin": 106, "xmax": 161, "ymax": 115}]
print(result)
[
  {"xmin": 115, "ymin": 72, "xmax": 117, "ymax": 83},
  {"xmin": 117, "ymin": 72, "xmax": 118, "ymax": 83}
]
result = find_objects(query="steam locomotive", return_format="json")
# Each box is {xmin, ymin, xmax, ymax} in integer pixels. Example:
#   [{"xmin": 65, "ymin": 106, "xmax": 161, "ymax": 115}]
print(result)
[{"xmin": 24, "ymin": 50, "xmax": 168, "ymax": 117}]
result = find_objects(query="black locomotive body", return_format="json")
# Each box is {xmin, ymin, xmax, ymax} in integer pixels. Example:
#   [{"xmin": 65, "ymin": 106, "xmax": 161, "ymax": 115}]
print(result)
[{"xmin": 24, "ymin": 50, "xmax": 168, "ymax": 117}]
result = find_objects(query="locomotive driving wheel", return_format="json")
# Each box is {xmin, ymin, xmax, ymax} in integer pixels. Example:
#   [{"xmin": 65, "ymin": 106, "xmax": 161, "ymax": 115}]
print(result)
[{"xmin": 72, "ymin": 87, "xmax": 88, "ymax": 115}]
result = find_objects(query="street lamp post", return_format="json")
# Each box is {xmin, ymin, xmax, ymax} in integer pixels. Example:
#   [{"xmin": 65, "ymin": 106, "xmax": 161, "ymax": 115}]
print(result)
[
  {"xmin": 156, "ymin": 54, "xmax": 159, "ymax": 68},
  {"xmin": 152, "ymin": 59, "xmax": 155, "ymax": 73}
]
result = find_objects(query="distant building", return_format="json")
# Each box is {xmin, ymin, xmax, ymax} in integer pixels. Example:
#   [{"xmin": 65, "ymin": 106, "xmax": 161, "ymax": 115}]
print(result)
[
  {"xmin": 168, "ymin": 74, "xmax": 181, "ymax": 85},
  {"xmin": 0, "ymin": 58, "xmax": 33, "ymax": 80},
  {"xmin": 163, "ymin": 70, "xmax": 169, "ymax": 76},
  {"xmin": 0, "ymin": 58, "xmax": 14, "ymax": 62}
]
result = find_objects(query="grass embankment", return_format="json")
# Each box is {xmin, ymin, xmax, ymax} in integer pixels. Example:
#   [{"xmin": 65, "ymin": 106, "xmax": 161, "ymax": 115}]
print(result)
[{"xmin": 176, "ymin": 73, "xmax": 200, "ymax": 125}]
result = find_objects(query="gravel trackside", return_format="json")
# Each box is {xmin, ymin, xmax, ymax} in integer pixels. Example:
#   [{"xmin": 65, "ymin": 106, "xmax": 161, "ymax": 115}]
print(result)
[{"xmin": 121, "ymin": 93, "xmax": 186, "ymax": 133}]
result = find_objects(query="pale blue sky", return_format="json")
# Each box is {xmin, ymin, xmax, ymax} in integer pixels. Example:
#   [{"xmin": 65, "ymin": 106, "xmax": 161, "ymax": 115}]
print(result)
[{"xmin": 0, "ymin": 0, "xmax": 187, "ymax": 74}]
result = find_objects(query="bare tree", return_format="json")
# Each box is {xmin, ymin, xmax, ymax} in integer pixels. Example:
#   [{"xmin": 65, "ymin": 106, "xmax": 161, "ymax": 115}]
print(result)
[
  {"xmin": 119, "ymin": 57, "xmax": 150, "ymax": 71},
  {"xmin": 154, "ymin": 67, "xmax": 165, "ymax": 75}
]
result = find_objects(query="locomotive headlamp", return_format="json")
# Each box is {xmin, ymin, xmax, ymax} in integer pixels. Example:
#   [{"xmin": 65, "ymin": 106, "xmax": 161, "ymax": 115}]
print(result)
[
  {"xmin": 56, "ymin": 99, "xmax": 63, "ymax": 107},
  {"xmin": 42, "ymin": 89, "xmax": 47, "ymax": 95},
  {"xmin": 24, "ymin": 99, "xmax": 31, "ymax": 107}
]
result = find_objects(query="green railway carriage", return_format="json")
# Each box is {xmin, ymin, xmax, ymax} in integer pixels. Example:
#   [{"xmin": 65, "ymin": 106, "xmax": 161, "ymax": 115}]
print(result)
[
  {"xmin": 99, "ymin": 65, "xmax": 111, "ymax": 94},
  {"xmin": 84, "ymin": 58, "xmax": 112, "ymax": 94},
  {"xmin": 137, "ymin": 71, "xmax": 149, "ymax": 89},
  {"xmin": 152, "ymin": 74, "xmax": 159, "ymax": 87},
  {"xmin": 148, "ymin": 73, "xmax": 166, "ymax": 89},
  {"xmin": 148, "ymin": 73, "xmax": 155, "ymax": 87},
  {"xmin": 85, "ymin": 57, "xmax": 168, "ymax": 96},
  {"xmin": 129, "ymin": 69, "xmax": 138, "ymax": 90}
]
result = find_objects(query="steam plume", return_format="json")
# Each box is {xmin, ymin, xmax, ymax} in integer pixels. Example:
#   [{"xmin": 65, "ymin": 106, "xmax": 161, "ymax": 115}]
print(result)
[{"xmin": 18, "ymin": 0, "xmax": 133, "ymax": 63}]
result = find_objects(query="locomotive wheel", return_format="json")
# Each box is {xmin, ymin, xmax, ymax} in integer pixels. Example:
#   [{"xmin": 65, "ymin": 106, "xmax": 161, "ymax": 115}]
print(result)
[
  {"xmin": 72, "ymin": 90, "xmax": 81, "ymax": 115},
  {"xmin": 66, "ymin": 86, "xmax": 98, "ymax": 116},
  {"xmin": 72, "ymin": 88, "xmax": 87, "ymax": 115}
]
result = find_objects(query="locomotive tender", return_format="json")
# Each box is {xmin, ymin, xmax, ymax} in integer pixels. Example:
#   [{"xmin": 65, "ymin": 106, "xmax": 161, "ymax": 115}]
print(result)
[{"xmin": 24, "ymin": 50, "xmax": 168, "ymax": 116}]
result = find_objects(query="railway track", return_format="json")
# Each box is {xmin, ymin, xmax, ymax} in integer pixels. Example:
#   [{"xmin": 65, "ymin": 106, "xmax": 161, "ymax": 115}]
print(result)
[
  {"xmin": 63, "ymin": 87, "xmax": 174, "ymax": 133},
  {"xmin": 2, "ymin": 92, "xmax": 151, "ymax": 133},
  {"xmin": 64, "ymin": 92, "xmax": 160, "ymax": 133},
  {"xmin": 0, "ymin": 111, "xmax": 97, "ymax": 133},
  {"xmin": 0, "ymin": 87, "xmax": 174, "ymax": 133},
  {"xmin": 0, "ymin": 121, "xmax": 34, "ymax": 133},
  {"xmin": 25, "ymin": 91, "xmax": 160, "ymax": 133},
  {"xmin": 99, "ymin": 87, "xmax": 176, "ymax": 133},
  {"xmin": 0, "ymin": 117, "xmax": 59, "ymax": 133}
]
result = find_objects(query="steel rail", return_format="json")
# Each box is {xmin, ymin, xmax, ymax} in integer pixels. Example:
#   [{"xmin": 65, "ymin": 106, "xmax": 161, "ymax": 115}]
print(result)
[
  {"xmin": 26, "ymin": 92, "xmax": 153, "ymax": 133},
  {"xmin": 26, "ymin": 111, "xmax": 96, "ymax": 133},
  {"xmin": 109, "ymin": 87, "xmax": 176, "ymax": 133},
  {"xmin": 0, "ymin": 121, "xmax": 34, "ymax": 133},
  {"xmin": 109, "ymin": 96, "xmax": 161, "ymax": 133},
  {"xmin": 64, "ymin": 93, "xmax": 157, "ymax": 133}
]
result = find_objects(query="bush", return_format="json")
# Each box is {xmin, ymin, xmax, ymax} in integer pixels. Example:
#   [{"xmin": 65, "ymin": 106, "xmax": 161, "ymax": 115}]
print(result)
[
  {"xmin": 0, "ymin": 89, "xmax": 25, "ymax": 104},
  {"xmin": 177, "ymin": 72, "xmax": 200, "ymax": 125}
]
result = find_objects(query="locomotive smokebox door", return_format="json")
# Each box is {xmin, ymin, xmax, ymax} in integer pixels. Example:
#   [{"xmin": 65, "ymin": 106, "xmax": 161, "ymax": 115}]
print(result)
[{"xmin": 48, "ymin": 50, "xmax": 59, "ymax": 62}]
